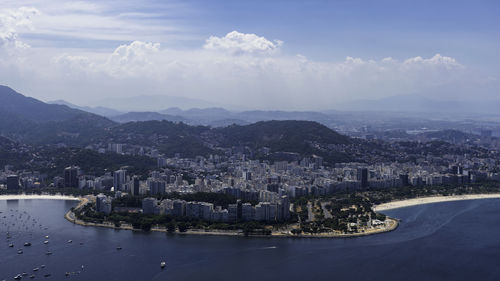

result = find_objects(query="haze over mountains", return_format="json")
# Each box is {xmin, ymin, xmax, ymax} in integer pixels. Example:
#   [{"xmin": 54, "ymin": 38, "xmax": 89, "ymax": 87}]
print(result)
[
  {"xmin": 3, "ymin": 84, "xmax": 500, "ymax": 144},
  {"xmin": 0, "ymin": 85, "xmax": 352, "ymax": 161},
  {"xmin": 1, "ymin": 85, "xmax": 499, "ymax": 165}
]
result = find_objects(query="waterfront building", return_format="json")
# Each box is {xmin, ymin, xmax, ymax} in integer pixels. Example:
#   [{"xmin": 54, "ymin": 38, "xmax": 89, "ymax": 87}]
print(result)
[
  {"xmin": 142, "ymin": 197, "xmax": 158, "ymax": 215},
  {"xmin": 64, "ymin": 166, "xmax": 79, "ymax": 188},
  {"xmin": 96, "ymin": 194, "xmax": 112, "ymax": 215},
  {"xmin": 6, "ymin": 175, "xmax": 20, "ymax": 190}
]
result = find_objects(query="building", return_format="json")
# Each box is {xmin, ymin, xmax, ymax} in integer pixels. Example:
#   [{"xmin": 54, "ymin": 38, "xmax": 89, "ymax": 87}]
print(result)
[
  {"xmin": 7, "ymin": 175, "xmax": 20, "ymax": 190},
  {"xmin": 131, "ymin": 176, "xmax": 140, "ymax": 196},
  {"xmin": 142, "ymin": 197, "xmax": 158, "ymax": 214},
  {"xmin": 96, "ymin": 194, "xmax": 112, "ymax": 214},
  {"xmin": 64, "ymin": 166, "xmax": 79, "ymax": 188},
  {"xmin": 357, "ymin": 168, "xmax": 368, "ymax": 189},
  {"xmin": 241, "ymin": 203, "xmax": 255, "ymax": 221},
  {"xmin": 113, "ymin": 169, "xmax": 127, "ymax": 191},
  {"xmin": 172, "ymin": 200, "xmax": 186, "ymax": 217}
]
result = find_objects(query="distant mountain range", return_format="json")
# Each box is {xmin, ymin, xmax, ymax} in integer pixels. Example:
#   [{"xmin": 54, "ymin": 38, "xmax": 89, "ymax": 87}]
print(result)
[
  {"xmin": 109, "ymin": 112, "xmax": 189, "ymax": 123},
  {"xmin": 48, "ymin": 100, "xmax": 123, "ymax": 117},
  {"xmin": 336, "ymin": 95, "xmax": 500, "ymax": 115},
  {"xmin": 88, "ymin": 95, "xmax": 235, "ymax": 112},
  {"xmin": 0, "ymin": 85, "xmax": 355, "ymax": 162}
]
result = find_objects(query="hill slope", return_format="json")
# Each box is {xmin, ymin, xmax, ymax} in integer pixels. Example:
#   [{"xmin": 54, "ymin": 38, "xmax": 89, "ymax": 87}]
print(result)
[{"xmin": 0, "ymin": 85, "xmax": 115, "ymax": 144}]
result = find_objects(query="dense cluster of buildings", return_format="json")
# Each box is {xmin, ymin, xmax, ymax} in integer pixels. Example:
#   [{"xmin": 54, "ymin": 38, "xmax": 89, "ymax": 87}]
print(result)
[{"xmin": 141, "ymin": 196, "xmax": 290, "ymax": 223}]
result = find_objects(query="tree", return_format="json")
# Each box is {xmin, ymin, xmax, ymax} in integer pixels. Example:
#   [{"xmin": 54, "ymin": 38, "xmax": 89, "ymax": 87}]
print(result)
[{"xmin": 166, "ymin": 222, "xmax": 176, "ymax": 233}]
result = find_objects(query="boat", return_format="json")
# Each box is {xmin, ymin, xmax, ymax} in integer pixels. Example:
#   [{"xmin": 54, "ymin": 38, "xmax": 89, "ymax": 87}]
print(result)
[
  {"xmin": 45, "ymin": 251, "xmax": 52, "ymax": 255},
  {"xmin": 24, "ymin": 242, "xmax": 32, "ymax": 246},
  {"xmin": 14, "ymin": 275, "xmax": 22, "ymax": 280},
  {"xmin": 44, "ymin": 240, "xmax": 49, "ymax": 244},
  {"xmin": 17, "ymin": 249, "xmax": 23, "ymax": 254},
  {"xmin": 41, "ymin": 265, "xmax": 45, "ymax": 268},
  {"xmin": 45, "ymin": 235, "xmax": 49, "ymax": 239},
  {"xmin": 9, "ymin": 244, "xmax": 13, "ymax": 247},
  {"xmin": 44, "ymin": 273, "xmax": 51, "ymax": 277},
  {"xmin": 33, "ymin": 268, "xmax": 39, "ymax": 272},
  {"xmin": 67, "ymin": 240, "xmax": 73, "ymax": 243},
  {"xmin": 116, "ymin": 246, "xmax": 122, "ymax": 250},
  {"xmin": 160, "ymin": 261, "xmax": 166, "ymax": 269},
  {"xmin": 29, "ymin": 275, "xmax": 35, "ymax": 279}
]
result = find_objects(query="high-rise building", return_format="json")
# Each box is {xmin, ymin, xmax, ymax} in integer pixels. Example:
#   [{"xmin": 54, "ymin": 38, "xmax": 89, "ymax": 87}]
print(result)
[
  {"xmin": 6, "ymin": 175, "xmax": 20, "ymax": 190},
  {"xmin": 64, "ymin": 166, "xmax": 79, "ymax": 188},
  {"xmin": 131, "ymin": 176, "xmax": 140, "ymax": 196},
  {"xmin": 357, "ymin": 168, "xmax": 368, "ymax": 189},
  {"xmin": 96, "ymin": 194, "xmax": 112, "ymax": 214},
  {"xmin": 142, "ymin": 197, "xmax": 158, "ymax": 214},
  {"xmin": 113, "ymin": 169, "xmax": 126, "ymax": 191}
]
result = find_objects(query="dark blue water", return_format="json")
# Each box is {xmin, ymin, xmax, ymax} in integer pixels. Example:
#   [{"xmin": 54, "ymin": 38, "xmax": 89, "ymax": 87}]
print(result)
[{"xmin": 1, "ymin": 199, "xmax": 500, "ymax": 281}]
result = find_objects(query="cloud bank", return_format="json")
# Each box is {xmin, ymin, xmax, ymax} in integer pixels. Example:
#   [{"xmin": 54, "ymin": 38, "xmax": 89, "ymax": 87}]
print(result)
[{"xmin": 0, "ymin": 5, "xmax": 497, "ymax": 110}]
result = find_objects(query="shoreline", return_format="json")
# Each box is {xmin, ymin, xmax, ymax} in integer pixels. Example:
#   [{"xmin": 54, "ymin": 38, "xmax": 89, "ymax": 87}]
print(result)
[
  {"xmin": 0, "ymin": 194, "xmax": 81, "ymax": 201},
  {"xmin": 373, "ymin": 193, "xmax": 500, "ymax": 212}
]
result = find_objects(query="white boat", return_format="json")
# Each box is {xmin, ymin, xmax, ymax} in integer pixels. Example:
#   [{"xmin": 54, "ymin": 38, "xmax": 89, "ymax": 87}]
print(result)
[
  {"xmin": 44, "ymin": 240, "xmax": 49, "ymax": 244},
  {"xmin": 160, "ymin": 261, "xmax": 166, "ymax": 268}
]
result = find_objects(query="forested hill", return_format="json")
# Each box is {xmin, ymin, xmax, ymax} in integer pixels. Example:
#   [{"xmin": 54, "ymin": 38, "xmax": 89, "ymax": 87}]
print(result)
[
  {"xmin": 216, "ymin": 120, "xmax": 351, "ymax": 147},
  {"xmin": 0, "ymin": 85, "xmax": 115, "ymax": 143}
]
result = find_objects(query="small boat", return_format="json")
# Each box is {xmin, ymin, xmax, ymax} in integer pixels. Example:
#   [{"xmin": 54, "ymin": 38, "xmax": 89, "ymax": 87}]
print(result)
[
  {"xmin": 9, "ymin": 244, "xmax": 14, "ymax": 247},
  {"xmin": 29, "ymin": 275, "xmax": 35, "ymax": 279},
  {"xmin": 41, "ymin": 265, "xmax": 45, "ymax": 268},
  {"xmin": 22, "ymin": 273, "xmax": 28, "ymax": 277},
  {"xmin": 67, "ymin": 240, "xmax": 73, "ymax": 243},
  {"xmin": 24, "ymin": 242, "xmax": 32, "ymax": 246},
  {"xmin": 17, "ymin": 249, "xmax": 23, "ymax": 254},
  {"xmin": 33, "ymin": 268, "xmax": 39, "ymax": 272},
  {"xmin": 14, "ymin": 275, "xmax": 22, "ymax": 280},
  {"xmin": 116, "ymin": 246, "xmax": 122, "ymax": 250},
  {"xmin": 160, "ymin": 261, "xmax": 166, "ymax": 269},
  {"xmin": 45, "ymin": 251, "xmax": 52, "ymax": 255},
  {"xmin": 45, "ymin": 235, "xmax": 49, "ymax": 239},
  {"xmin": 44, "ymin": 273, "xmax": 51, "ymax": 277},
  {"xmin": 44, "ymin": 240, "xmax": 49, "ymax": 244}
]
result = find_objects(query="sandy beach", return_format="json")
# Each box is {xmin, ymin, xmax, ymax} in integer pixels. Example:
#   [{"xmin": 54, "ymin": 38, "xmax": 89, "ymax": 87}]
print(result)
[
  {"xmin": 0, "ymin": 194, "xmax": 80, "ymax": 201},
  {"xmin": 373, "ymin": 193, "xmax": 500, "ymax": 212}
]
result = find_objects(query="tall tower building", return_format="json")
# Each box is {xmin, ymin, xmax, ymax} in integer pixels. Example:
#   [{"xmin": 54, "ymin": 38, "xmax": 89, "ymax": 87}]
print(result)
[{"xmin": 64, "ymin": 166, "xmax": 79, "ymax": 188}]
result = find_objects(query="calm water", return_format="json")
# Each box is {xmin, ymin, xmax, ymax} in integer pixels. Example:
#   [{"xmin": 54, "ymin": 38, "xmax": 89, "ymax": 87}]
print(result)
[{"xmin": 1, "ymin": 199, "xmax": 500, "ymax": 281}]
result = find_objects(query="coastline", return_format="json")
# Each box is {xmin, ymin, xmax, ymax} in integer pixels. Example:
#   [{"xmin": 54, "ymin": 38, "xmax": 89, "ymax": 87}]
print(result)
[
  {"xmin": 373, "ymin": 193, "xmax": 500, "ymax": 212},
  {"xmin": 0, "ymin": 194, "xmax": 81, "ymax": 201},
  {"xmin": 8, "ymin": 193, "xmax": 500, "ymax": 238},
  {"xmin": 0, "ymin": 194, "xmax": 398, "ymax": 238}
]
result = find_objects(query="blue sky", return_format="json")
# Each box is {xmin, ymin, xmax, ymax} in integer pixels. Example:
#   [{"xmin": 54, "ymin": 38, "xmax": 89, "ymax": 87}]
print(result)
[{"xmin": 0, "ymin": 0, "xmax": 499, "ymax": 110}]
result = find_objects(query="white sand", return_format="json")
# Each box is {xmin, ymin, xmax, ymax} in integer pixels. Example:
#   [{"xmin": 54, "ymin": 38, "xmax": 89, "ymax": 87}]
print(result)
[
  {"xmin": 0, "ymin": 194, "xmax": 80, "ymax": 201},
  {"xmin": 373, "ymin": 193, "xmax": 500, "ymax": 211}
]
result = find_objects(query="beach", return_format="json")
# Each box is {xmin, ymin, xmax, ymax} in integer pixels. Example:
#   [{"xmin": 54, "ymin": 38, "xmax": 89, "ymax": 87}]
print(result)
[
  {"xmin": 0, "ymin": 194, "xmax": 80, "ymax": 201},
  {"xmin": 373, "ymin": 193, "xmax": 500, "ymax": 211}
]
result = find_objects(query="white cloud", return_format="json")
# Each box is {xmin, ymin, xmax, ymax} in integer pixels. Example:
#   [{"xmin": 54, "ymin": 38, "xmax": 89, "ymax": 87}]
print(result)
[
  {"xmin": 0, "ymin": 8, "xmax": 493, "ymax": 111},
  {"xmin": 0, "ymin": 7, "xmax": 39, "ymax": 50},
  {"xmin": 105, "ymin": 41, "xmax": 161, "ymax": 77},
  {"xmin": 204, "ymin": 31, "xmax": 283, "ymax": 55}
]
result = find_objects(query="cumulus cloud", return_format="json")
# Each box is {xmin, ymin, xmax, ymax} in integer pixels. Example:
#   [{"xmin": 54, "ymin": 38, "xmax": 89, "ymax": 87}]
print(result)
[
  {"xmin": 0, "ymin": 26, "xmax": 491, "ymax": 110},
  {"xmin": 106, "ymin": 41, "xmax": 161, "ymax": 77},
  {"xmin": 0, "ymin": 7, "xmax": 39, "ymax": 50},
  {"xmin": 204, "ymin": 31, "xmax": 283, "ymax": 55}
]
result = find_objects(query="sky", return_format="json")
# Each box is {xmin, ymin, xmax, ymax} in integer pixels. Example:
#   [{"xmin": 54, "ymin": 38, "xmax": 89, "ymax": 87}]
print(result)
[{"xmin": 0, "ymin": 0, "xmax": 499, "ymax": 110}]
